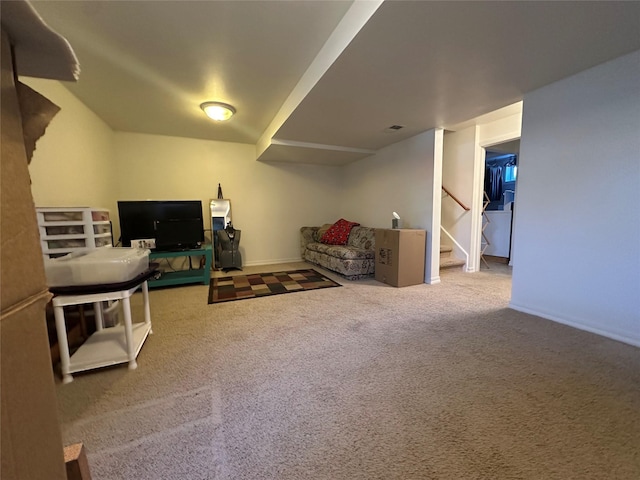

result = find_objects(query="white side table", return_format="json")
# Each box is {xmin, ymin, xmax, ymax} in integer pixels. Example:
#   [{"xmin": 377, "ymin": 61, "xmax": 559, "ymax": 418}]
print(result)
[{"xmin": 51, "ymin": 270, "xmax": 155, "ymax": 384}]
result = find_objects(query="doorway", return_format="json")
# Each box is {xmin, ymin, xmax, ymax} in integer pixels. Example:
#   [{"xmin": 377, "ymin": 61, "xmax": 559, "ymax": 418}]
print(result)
[{"xmin": 481, "ymin": 139, "xmax": 519, "ymax": 267}]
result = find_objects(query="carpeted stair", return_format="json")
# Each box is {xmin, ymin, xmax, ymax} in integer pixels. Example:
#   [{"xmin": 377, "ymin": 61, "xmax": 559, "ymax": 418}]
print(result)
[{"xmin": 440, "ymin": 244, "xmax": 466, "ymax": 270}]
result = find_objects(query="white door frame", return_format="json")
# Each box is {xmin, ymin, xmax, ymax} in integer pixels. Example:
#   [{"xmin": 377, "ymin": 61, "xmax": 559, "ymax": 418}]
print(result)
[{"xmin": 473, "ymin": 133, "xmax": 521, "ymax": 270}]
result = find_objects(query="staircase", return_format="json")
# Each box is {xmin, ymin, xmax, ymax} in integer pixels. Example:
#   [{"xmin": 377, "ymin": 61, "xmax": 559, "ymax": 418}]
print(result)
[
  {"xmin": 440, "ymin": 245, "xmax": 466, "ymax": 270},
  {"xmin": 440, "ymin": 186, "xmax": 470, "ymax": 272}
]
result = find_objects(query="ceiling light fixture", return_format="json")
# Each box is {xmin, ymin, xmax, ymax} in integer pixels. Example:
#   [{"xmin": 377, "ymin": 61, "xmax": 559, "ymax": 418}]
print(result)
[{"xmin": 200, "ymin": 101, "xmax": 236, "ymax": 121}]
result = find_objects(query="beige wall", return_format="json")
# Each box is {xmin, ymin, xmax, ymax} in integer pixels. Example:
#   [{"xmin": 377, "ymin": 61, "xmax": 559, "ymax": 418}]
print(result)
[
  {"xmin": 342, "ymin": 130, "xmax": 437, "ymax": 230},
  {"xmin": 478, "ymin": 112, "xmax": 522, "ymax": 148},
  {"xmin": 24, "ymin": 77, "xmax": 117, "ymax": 216},
  {"xmin": 22, "ymin": 78, "xmax": 344, "ymax": 265},
  {"xmin": 22, "ymin": 78, "xmax": 447, "ymax": 270},
  {"xmin": 113, "ymin": 132, "xmax": 343, "ymax": 265},
  {"xmin": 442, "ymin": 126, "xmax": 477, "ymax": 263}
]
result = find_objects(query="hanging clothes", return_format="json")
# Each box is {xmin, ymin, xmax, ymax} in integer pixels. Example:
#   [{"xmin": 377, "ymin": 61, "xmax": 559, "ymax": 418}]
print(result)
[{"xmin": 485, "ymin": 165, "xmax": 503, "ymax": 201}]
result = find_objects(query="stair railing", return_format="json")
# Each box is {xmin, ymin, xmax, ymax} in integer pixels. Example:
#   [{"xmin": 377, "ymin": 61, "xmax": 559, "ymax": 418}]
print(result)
[
  {"xmin": 442, "ymin": 186, "xmax": 470, "ymax": 211},
  {"xmin": 440, "ymin": 226, "xmax": 469, "ymax": 269},
  {"xmin": 441, "ymin": 186, "xmax": 470, "ymax": 270}
]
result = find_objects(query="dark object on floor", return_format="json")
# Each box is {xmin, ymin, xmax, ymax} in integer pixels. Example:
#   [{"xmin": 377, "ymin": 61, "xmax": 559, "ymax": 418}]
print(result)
[{"xmin": 208, "ymin": 269, "xmax": 341, "ymax": 304}]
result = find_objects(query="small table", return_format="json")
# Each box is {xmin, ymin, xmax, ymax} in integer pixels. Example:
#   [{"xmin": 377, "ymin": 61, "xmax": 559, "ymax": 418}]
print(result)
[
  {"xmin": 148, "ymin": 245, "xmax": 212, "ymax": 288},
  {"xmin": 50, "ymin": 269, "xmax": 157, "ymax": 384}
]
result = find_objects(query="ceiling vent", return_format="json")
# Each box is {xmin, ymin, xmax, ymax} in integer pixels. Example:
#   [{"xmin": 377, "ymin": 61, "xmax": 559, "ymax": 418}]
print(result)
[{"xmin": 386, "ymin": 125, "xmax": 404, "ymax": 132}]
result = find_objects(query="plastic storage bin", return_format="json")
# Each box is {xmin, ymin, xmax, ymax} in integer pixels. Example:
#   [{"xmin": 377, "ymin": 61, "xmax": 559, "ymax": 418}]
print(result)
[
  {"xmin": 44, "ymin": 248, "xmax": 150, "ymax": 287},
  {"xmin": 36, "ymin": 207, "xmax": 113, "ymax": 259}
]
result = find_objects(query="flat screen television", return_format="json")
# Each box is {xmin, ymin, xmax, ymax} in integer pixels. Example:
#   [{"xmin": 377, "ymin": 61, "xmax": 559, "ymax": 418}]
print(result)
[{"xmin": 118, "ymin": 200, "xmax": 204, "ymax": 251}]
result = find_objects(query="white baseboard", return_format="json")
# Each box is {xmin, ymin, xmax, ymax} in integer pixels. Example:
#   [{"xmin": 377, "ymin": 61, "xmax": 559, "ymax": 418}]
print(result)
[
  {"xmin": 243, "ymin": 257, "xmax": 304, "ymax": 267},
  {"xmin": 509, "ymin": 301, "xmax": 640, "ymax": 348}
]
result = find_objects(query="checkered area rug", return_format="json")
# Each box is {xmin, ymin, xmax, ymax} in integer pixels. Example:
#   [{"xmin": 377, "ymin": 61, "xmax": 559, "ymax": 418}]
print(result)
[{"xmin": 208, "ymin": 269, "xmax": 341, "ymax": 304}]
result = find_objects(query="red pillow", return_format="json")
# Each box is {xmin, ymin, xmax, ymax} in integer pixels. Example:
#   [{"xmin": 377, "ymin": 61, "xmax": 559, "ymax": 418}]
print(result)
[{"xmin": 320, "ymin": 219, "xmax": 360, "ymax": 245}]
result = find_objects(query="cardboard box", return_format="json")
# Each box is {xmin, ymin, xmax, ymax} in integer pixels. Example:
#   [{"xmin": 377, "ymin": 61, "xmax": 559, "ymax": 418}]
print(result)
[
  {"xmin": 1, "ymin": 29, "xmax": 68, "ymax": 480},
  {"xmin": 64, "ymin": 443, "xmax": 93, "ymax": 480},
  {"xmin": 375, "ymin": 229, "xmax": 426, "ymax": 287},
  {"xmin": 1, "ymin": 295, "xmax": 66, "ymax": 480},
  {"xmin": 0, "ymin": 52, "xmax": 49, "ymax": 311}
]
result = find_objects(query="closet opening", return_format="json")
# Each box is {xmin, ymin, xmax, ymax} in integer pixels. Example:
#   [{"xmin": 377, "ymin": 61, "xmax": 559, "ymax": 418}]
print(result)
[{"xmin": 482, "ymin": 139, "xmax": 519, "ymax": 267}]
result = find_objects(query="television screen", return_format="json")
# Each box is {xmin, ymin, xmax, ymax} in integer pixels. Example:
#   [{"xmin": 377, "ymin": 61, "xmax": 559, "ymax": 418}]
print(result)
[{"xmin": 118, "ymin": 200, "xmax": 204, "ymax": 250}]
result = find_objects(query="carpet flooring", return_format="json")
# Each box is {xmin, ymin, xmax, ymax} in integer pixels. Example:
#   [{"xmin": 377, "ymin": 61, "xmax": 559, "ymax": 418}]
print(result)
[
  {"xmin": 54, "ymin": 261, "xmax": 640, "ymax": 479},
  {"xmin": 208, "ymin": 268, "xmax": 341, "ymax": 304}
]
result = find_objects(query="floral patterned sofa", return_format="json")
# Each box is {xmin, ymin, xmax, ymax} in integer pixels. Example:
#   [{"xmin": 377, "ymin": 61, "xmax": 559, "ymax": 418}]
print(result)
[{"xmin": 300, "ymin": 224, "xmax": 375, "ymax": 280}]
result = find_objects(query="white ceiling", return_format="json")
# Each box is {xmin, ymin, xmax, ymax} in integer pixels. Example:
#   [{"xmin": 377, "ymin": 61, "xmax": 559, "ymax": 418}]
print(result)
[{"xmin": 23, "ymin": 1, "xmax": 640, "ymax": 165}]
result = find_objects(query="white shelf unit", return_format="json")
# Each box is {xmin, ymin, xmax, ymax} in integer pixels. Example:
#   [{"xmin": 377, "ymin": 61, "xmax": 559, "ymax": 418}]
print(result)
[
  {"xmin": 66, "ymin": 322, "xmax": 152, "ymax": 375},
  {"xmin": 52, "ymin": 277, "xmax": 153, "ymax": 384},
  {"xmin": 36, "ymin": 207, "xmax": 113, "ymax": 259},
  {"xmin": 37, "ymin": 207, "xmax": 118, "ymax": 334}
]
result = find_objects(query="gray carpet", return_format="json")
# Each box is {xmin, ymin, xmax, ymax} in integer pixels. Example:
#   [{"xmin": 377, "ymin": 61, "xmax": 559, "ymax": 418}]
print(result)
[{"xmin": 55, "ymin": 262, "xmax": 640, "ymax": 479}]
